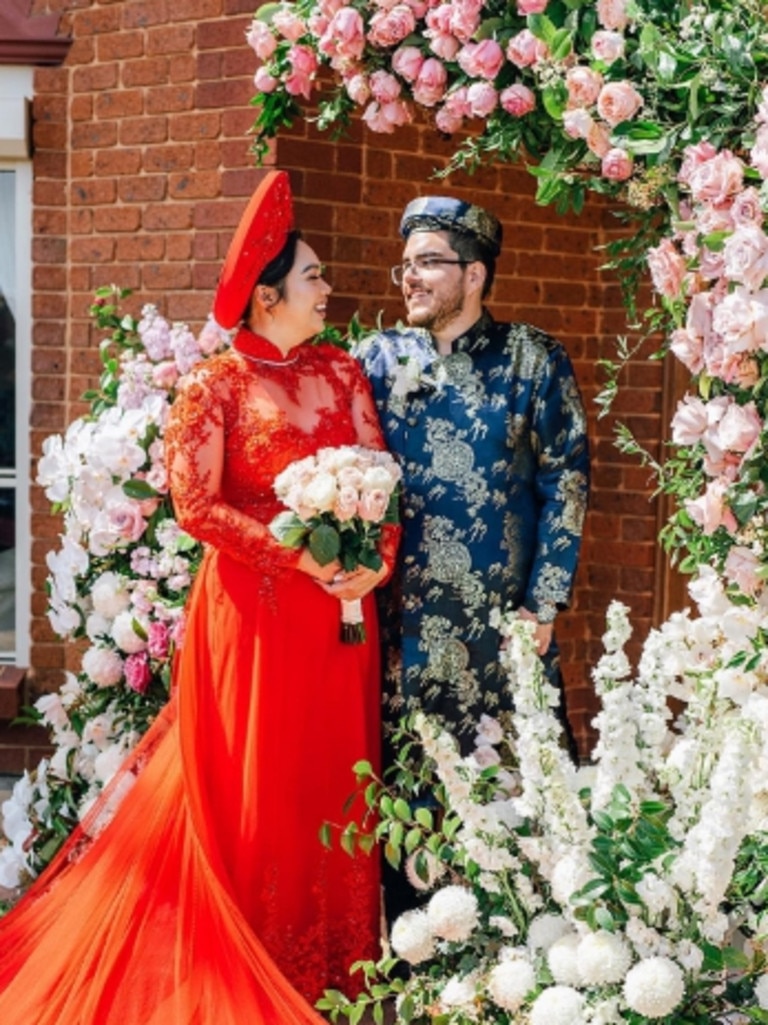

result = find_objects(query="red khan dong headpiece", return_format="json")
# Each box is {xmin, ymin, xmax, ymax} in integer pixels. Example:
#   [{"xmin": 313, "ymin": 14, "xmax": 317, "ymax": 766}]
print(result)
[{"xmin": 212, "ymin": 170, "xmax": 295, "ymax": 330}]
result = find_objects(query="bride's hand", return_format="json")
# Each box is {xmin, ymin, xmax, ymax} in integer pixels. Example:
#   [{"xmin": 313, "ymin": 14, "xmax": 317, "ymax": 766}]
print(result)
[
  {"xmin": 296, "ymin": 548, "xmax": 341, "ymax": 583},
  {"xmin": 320, "ymin": 563, "xmax": 389, "ymax": 601}
]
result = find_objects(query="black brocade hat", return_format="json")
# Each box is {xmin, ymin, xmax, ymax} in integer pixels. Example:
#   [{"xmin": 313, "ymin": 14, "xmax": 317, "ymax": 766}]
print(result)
[{"xmin": 399, "ymin": 195, "xmax": 503, "ymax": 257}]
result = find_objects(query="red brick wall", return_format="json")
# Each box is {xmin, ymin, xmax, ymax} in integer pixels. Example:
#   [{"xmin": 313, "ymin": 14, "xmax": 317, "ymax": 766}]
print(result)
[{"xmin": 7, "ymin": 0, "xmax": 667, "ymax": 769}]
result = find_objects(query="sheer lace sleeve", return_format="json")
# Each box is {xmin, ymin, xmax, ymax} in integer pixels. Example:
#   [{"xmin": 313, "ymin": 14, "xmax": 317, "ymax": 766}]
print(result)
[{"xmin": 165, "ymin": 364, "xmax": 301, "ymax": 575}]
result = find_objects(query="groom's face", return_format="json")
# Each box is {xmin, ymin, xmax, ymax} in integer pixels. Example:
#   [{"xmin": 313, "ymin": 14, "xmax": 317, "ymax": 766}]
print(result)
[{"xmin": 399, "ymin": 230, "xmax": 471, "ymax": 335}]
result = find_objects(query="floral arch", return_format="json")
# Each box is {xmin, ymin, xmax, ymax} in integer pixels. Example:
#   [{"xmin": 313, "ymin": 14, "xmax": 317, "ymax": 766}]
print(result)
[{"xmin": 4, "ymin": 1, "xmax": 768, "ymax": 1020}]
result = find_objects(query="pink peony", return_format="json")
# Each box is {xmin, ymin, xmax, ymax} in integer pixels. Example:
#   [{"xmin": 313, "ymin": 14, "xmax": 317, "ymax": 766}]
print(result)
[
  {"xmin": 565, "ymin": 67, "xmax": 603, "ymax": 108},
  {"xmin": 147, "ymin": 621, "xmax": 171, "ymax": 660},
  {"xmin": 601, "ymin": 147, "xmax": 634, "ymax": 181},
  {"xmin": 506, "ymin": 29, "xmax": 548, "ymax": 69},
  {"xmin": 596, "ymin": 0, "xmax": 628, "ymax": 30},
  {"xmin": 370, "ymin": 69, "xmax": 402, "ymax": 104},
  {"xmin": 368, "ymin": 4, "xmax": 416, "ymax": 48},
  {"xmin": 591, "ymin": 30, "xmax": 625, "ymax": 64},
  {"xmin": 457, "ymin": 39, "xmax": 505, "ymax": 80},
  {"xmin": 466, "ymin": 81, "xmax": 498, "ymax": 117},
  {"xmin": 124, "ymin": 652, "xmax": 152, "ymax": 694},
  {"xmin": 319, "ymin": 7, "xmax": 366, "ymax": 61},
  {"xmin": 362, "ymin": 98, "xmax": 412, "ymax": 133},
  {"xmin": 413, "ymin": 58, "xmax": 448, "ymax": 106},
  {"xmin": 500, "ymin": 83, "xmax": 536, "ymax": 117},
  {"xmin": 392, "ymin": 45, "xmax": 425, "ymax": 83},
  {"xmin": 344, "ymin": 72, "xmax": 370, "ymax": 105},
  {"xmin": 596, "ymin": 81, "xmax": 643, "ymax": 126}
]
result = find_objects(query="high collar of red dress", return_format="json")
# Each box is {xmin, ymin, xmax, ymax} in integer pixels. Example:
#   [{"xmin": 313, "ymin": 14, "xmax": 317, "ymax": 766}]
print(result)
[{"xmin": 232, "ymin": 327, "xmax": 304, "ymax": 364}]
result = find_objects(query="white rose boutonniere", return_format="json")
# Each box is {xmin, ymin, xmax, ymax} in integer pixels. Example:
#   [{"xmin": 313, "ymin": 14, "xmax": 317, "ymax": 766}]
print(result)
[{"xmin": 390, "ymin": 355, "xmax": 447, "ymax": 413}]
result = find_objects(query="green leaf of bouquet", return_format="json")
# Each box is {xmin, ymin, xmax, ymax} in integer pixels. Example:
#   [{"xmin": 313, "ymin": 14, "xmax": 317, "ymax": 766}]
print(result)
[
  {"xmin": 542, "ymin": 82, "xmax": 568, "ymax": 121},
  {"xmin": 593, "ymin": 906, "xmax": 615, "ymax": 931},
  {"xmin": 269, "ymin": 510, "xmax": 308, "ymax": 549},
  {"xmin": 414, "ymin": 806, "xmax": 434, "ymax": 830},
  {"xmin": 549, "ymin": 28, "xmax": 573, "ymax": 62},
  {"xmin": 122, "ymin": 478, "xmax": 159, "ymax": 500},
  {"xmin": 308, "ymin": 522, "xmax": 341, "ymax": 565},
  {"xmin": 393, "ymin": 797, "xmax": 412, "ymax": 822},
  {"xmin": 527, "ymin": 13, "xmax": 557, "ymax": 46}
]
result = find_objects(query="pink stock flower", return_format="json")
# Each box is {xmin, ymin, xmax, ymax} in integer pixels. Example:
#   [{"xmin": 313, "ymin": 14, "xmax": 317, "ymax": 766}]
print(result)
[
  {"xmin": 368, "ymin": 4, "xmax": 416, "ymax": 48},
  {"xmin": 500, "ymin": 83, "xmax": 536, "ymax": 118},
  {"xmin": 517, "ymin": 0, "xmax": 549, "ymax": 12},
  {"xmin": 466, "ymin": 81, "xmax": 498, "ymax": 118},
  {"xmin": 565, "ymin": 67, "xmax": 603, "ymax": 108},
  {"xmin": 245, "ymin": 19, "xmax": 278, "ymax": 61},
  {"xmin": 647, "ymin": 238, "xmax": 687, "ymax": 299},
  {"xmin": 392, "ymin": 45, "xmax": 425, "ymax": 83},
  {"xmin": 591, "ymin": 30, "xmax": 625, "ymax": 64},
  {"xmin": 457, "ymin": 39, "xmax": 505, "ymax": 80},
  {"xmin": 124, "ymin": 652, "xmax": 152, "ymax": 695},
  {"xmin": 596, "ymin": 0, "xmax": 629, "ymax": 31},
  {"xmin": 152, "ymin": 360, "xmax": 180, "ymax": 390},
  {"xmin": 596, "ymin": 81, "xmax": 643, "ymax": 126},
  {"xmin": 601, "ymin": 147, "xmax": 634, "ymax": 181},
  {"xmin": 413, "ymin": 58, "xmax": 448, "ymax": 106},
  {"xmin": 506, "ymin": 29, "xmax": 548, "ymax": 69}
]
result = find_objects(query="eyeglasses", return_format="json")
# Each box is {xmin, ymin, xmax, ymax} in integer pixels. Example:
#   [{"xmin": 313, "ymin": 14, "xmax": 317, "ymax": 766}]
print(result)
[{"xmin": 390, "ymin": 256, "xmax": 469, "ymax": 286}]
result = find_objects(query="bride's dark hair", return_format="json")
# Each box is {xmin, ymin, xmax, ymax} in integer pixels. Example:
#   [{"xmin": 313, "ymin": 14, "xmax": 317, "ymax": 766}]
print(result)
[{"xmin": 257, "ymin": 229, "xmax": 303, "ymax": 298}]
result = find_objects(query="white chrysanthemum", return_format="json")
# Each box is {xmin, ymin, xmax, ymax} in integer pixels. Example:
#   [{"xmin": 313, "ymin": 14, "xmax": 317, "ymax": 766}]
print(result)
[
  {"xmin": 91, "ymin": 571, "xmax": 132, "ymax": 619},
  {"xmin": 547, "ymin": 932, "xmax": 581, "ymax": 985},
  {"xmin": 487, "ymin": 956, "xmax": 536, "ymax": 1011},
  {"xmin": 82, "ymin": 645, "xmax": 125, "ymax": 687},
  {"xmin": 754, "ymin": 973, "xmax": 768, "ymax": 1009},
  {"xmin": 439, "ymin": 974, "xmax": 476, "ymax": 1011},
  {"xmin": 530, "ymin": 985, "xmax": 586, "ymax": 1025},
  {"xmin": 427, "ymin": 885, "xmax": 479, "ymax": 942},
  {"xmin": 390, "ymin": 909, "xmax": 435, "ymax": 965},
  {"xmin": 623, "ymin": 957, "xmax": 685, "ymax": 1018},
  {"xmin": 528, "ymin": 913, "xmax": 572, "ymax": 951},
  {"xmin": 111, "ymin": 611, "xmax": 148, "ymax": 654},
  {"xmin": 577, "ymin": 930, "xmax": 632, "ymax": 985}
]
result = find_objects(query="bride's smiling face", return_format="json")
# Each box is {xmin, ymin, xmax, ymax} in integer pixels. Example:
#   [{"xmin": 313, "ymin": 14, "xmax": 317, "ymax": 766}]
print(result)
[{"xmin": 276, "ymin": 239, "xmax": 332, "ymax": 338}]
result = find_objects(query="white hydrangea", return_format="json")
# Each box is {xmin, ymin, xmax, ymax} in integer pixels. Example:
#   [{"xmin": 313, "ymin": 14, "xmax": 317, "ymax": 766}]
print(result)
[
  {"xmin": 426, "ymin": 885, "xmax": 479, "ymax": 942},
  {"xmin": 82, "ymin": 645, "xmax": 125, "ymax": 688},
  {"xmin": 528, "ymin": 912, "xmax": 572, "ymax": 952},
  {"xmin": 547, "ymin": 932, "xmax": 581, "ymax": 986},
  {"xmin": 438, "ymin": 973, "xmax": 477, "ymax": 1012},
  {"xmin": 530, "ymin": 985, "xmax": 586, "ymax": 1025},
  {"xmin": 390, "ymin": 909, "xmax": 435, "ymax": 965},
  {"xmin": 577, "ymin": 930, "xmax": 632, "ymax": 985},
  {"xmin": 623, "ymin": 957, "xmax": 685, "ymax": 1018},
  {"xmin": 486, "ymin": 956, "xmax": 536, "ymax": 1011}
]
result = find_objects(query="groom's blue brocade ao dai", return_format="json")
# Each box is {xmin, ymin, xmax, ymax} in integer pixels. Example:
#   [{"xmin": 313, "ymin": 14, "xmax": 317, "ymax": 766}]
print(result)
[{"xmin": 358, "ymin": 310, "xmax": 589, "ymax": 742}]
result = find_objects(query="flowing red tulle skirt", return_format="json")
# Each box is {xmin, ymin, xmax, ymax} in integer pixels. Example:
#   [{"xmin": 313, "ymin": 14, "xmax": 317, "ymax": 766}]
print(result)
[{"xmin": 0, "ymin": 549, "xmax": 381, "ymax": 1024}]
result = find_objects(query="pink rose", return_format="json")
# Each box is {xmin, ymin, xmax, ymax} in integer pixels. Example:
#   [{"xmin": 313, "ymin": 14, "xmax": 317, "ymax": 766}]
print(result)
[
  {"xmin": 669, "ymin": 328, "xmax": 704, "ymax": 374},
  {"xmin": 565, "ymin": 67, "xmax": 603, "ymax": 107},
  {"xmin": 731, "ymin": 187, "xmax": 764, "ymax": 228},
  {"xmin": 596, "ymin": 81, "xmax": 643, "ymax": 126},
  {"xmin": 358, "ymin": 489, "xmax": 389, "ymax": 522},
  {"xmin": 591, "ymin": 30, "xmax": 625, "ymax": 64},
  {"xmin": 392, "ymin": 45, "xmax": 425, "ymax": 83},
  {"xmin": 685, "ymin": 478, "xmax": 738, "ymax": 536},
  {"xmin": 428, "ymin": 30, "xmax": 460, "ymax": 61},
  {"xmin": 646, "ymin": 238, "xmax": 686, "ymax": 299},
  {"xmin": 108, "ymin": 502, "xmax": 148, "ymax": 542},
  {"xmin": 586, "ymin": 120, "xmax": 612, "ymax": 158},
  {"xmin": 457, "ymin": 39, "xmax": 505, "ymax": 80},
  {"xmin": 563, "ymin": 108, "xmax": 593, "ymax": 140},
  {"xmin": 272, "ymin": 9, "xmax": 306, "ymax": 41},
  {"xmin": 506, "ymin": 29, "xmax": 548, "ymax": 68},
  {"xmin": 500, "ymin": 83, "xmax": 536, "ymax": 117},
  {"xmin": 435, "ymin": 87, "xmax": 470, "ymax": 132},
  {"xmin": 449, "ymin": 0, "xmax": 482, "ymax": 42},
  {"xmin": 435, "ymin": 104, "xmax": 464, "ymax": 133},
  {"xmin": 368, "ymin": 4, "xmax": 416, "ymax": 48},
  {"xmin": 124, "ymin": 652, "xmax": 152, "ymax": 695},
  {"xmin": 596, "ymin": 0, "xmax": 628, "ymax": 30},
  {"xmin": 724, "ymin": 545, "xmax": 762, "ymax": 596},
  {"xmin": 517, "ymin": 0, "xmax": 548, "ymax": 11},
  {"xmin": 307, "ymin": 11, "xmax": 330, "ymax": 37},
  {"xmin": 751, "ymin": 125, "xmax": 768, "ymax": 178},
  {"xmin": 601, "ymin": 147, "xmax": 634, "ymax": 181},
  {"xmin": 716, "ymin": 399, "xmax": 763, "ymax": 455},
  {"xmin": 284, "ymin": 45, "xmax": 318, "ymax": 100},
  {"xmin": 362, "ymin": 99, "xmax": 412, "ymax": 133},
  {"xmin": 413, "ymin": 58, "xmax": 448, "ymax": 106},
  {"xmin": 253, "ymin": 67, "xmax": 278, "ymax": 93},
  {"xmin": 370, "ymin": 70, "xmax": 402, "ymax": 104},
  {"xmin": 344, "ymin": 72, "xmax": 370, "ymax": 105},
  {"xmin": 671, "ymin": 395, "xmax": 709, "ymax": 446},
  {"xmin": 245, "ymin": 19, "xmax": 278, "ymax": 61},
  {"xmin": 677, "ymin": 141, "xmax": 719, "ymax": 185},
  {"xmin": 720, "ymin": 353, "xmax": 759, "ymax": 388},
  {"xmin": 466, "ymin": 81, "xmax": 498, "ymax": 117},
  {"xmin": 712, "ymin": 286, "xmax": 768, "ymax": 353},
  {"xmin": 687, "ymin": 150, "xmax": 744, "ymax": 205},
  {"xmin": 334, "ymin": 484, "xmax": 360, "ymax": 522},
  {"xmin": 320, "ymin": 8, "xmax": 366, "ymax": 61},
  {"xmin": 723, "ymin": 225, "xmax": 768, "ymax": 290}
]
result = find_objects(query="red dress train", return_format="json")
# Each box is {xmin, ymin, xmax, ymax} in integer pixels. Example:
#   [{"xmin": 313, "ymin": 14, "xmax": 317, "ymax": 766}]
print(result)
[{"xmin": 0, "ymin": 330, "xmax": 395, "ymax": 1024}]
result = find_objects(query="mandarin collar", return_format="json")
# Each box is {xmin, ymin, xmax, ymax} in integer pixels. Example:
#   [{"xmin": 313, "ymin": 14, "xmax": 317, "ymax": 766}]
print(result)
[
  {"xmin": 450, "ymin": 309, "xmax": 494, "ymax": 354},
  {"xmin": 232, "ymin": 327, "xmax": 306, "ymax": 363}
]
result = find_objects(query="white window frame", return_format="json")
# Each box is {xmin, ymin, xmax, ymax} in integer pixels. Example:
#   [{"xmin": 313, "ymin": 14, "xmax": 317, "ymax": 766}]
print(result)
[{"xmin": 0, "ymin": 66, "xmax": 33, "ymax": 667}]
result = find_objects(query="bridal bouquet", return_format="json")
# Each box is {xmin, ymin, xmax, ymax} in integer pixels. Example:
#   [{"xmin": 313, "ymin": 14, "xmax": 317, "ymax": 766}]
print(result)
[{"xmin": 270, "ymin": 444, "xmax": 401, "ymax": 642}]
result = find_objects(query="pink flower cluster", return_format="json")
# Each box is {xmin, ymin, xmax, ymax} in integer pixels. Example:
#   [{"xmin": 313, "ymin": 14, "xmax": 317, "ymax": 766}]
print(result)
[
  {"xmin": 273, "ymin": 444, "xmax": 402, "ymax": 525},
  {"xmin": 646, "ymin": 107, "xmax": 768, "ymax": 586},
  {"xmin": 248, "ymin": 0, "xmax": 644, "ymax": 180}
]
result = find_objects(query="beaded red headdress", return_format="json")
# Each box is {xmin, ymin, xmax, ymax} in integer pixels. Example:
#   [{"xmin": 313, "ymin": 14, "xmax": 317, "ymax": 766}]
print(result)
[{"xmin": 212, "ymin": 170, "xmax": 295, "ymax": 330}]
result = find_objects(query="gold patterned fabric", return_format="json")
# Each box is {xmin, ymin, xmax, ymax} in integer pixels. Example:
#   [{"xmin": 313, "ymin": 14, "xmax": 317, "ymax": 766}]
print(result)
[{"xmin": 356, "ymin": 312, "xmax": 589, "ymax": 745}]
